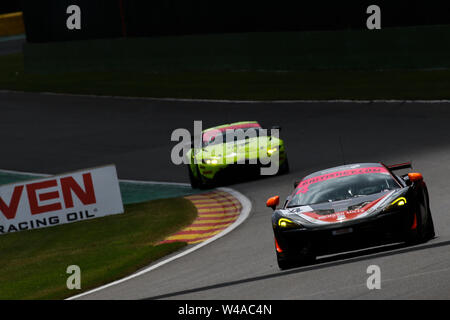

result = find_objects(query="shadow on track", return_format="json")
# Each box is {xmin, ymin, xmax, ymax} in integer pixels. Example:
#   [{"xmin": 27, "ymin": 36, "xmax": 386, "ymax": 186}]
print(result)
[{"xmin": 143, "ymin": 237, "xmax": 448, "ymax": 300}]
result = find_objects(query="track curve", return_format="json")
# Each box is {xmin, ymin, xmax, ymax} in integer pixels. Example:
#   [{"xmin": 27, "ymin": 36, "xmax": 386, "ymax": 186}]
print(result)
[{"xmin": 2, "ymin": 91, "xmax": 450, "ymax": 299}]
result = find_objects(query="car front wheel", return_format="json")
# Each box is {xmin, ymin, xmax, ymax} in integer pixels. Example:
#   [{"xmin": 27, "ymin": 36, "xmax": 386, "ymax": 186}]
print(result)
[
  {"xmin": 276, "ymin": 251, "xmax": 315, "ymax": 270},
  {"xmin": 188, "ymin": 164, "xmax": 201, "ymax": 189}
]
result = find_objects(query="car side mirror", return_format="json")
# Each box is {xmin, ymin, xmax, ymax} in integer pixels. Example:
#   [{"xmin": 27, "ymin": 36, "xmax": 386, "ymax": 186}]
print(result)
[
  {"xmin": 408, "ymin": 172, "xmax": 423, "ymax": 183},
  {"xmin": 266, "ymin": 196, "xmax": 280, "ymax": 210}
]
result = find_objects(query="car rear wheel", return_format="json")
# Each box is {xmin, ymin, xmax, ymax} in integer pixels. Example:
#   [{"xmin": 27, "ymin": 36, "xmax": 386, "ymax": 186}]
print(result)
[
  {"xmin": 278, "ymin": 157, "xmax": 290, "ymax": 175},
  {"xmin": 426, "ymin": 211, "xmax": 436, "ymax": 239}
]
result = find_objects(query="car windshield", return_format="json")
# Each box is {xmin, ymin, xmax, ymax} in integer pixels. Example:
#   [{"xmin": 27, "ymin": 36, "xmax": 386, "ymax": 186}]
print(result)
[
  {"xmin": 287, "ymin": 169, "xmax": 400, "ymax": 207},
  {"xmin": 202, "ymin": 127, "xmax": 264, "ymax": 147}
]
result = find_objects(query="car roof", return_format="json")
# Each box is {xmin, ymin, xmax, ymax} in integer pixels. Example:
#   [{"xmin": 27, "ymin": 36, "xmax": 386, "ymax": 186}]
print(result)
[
  {"xmin": 203, "ymin": 121, "xmax": 261, "ymax": 133},
  {"xmin": 302, "ymin": 163, "xmax": 384, "ymax": 180}
]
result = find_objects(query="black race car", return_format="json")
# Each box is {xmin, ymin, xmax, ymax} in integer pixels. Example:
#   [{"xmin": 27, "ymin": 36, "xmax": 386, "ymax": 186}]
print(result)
[{"xmin": 266, "ymin": 162, "xmax": 435, "ymax": 270}]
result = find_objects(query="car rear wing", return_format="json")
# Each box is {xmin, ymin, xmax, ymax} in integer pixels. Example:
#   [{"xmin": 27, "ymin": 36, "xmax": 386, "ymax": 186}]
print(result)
[{"xmin": 386, "ymin": 162, "xmax": 412, "ymax": 171}]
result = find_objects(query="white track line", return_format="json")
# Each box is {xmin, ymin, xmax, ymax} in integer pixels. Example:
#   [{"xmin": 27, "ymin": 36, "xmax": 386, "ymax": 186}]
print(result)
[
  {"xmin": 120, "ymin": 178, "xmax": 190, "ymax": 187},
  {"xmin": 66, "ymin": 186, "xmax": 251, "ymax": 300},
  {"xmin": 0, "ymin": 168, "xmax": 49, "ymax": 177},
  {"xmin": 1, "ymin": 89, "xmax": 450, "ymax": 104},
  {"xmin": 0, "ymin": 169, "xmax": 189, "ymax": 186}
]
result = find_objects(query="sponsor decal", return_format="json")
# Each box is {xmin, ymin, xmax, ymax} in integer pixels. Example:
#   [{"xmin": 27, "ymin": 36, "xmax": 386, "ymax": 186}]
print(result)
[
  {"xmin": 299, "ymin": 194, "xmax": 387, "ymax": 223},
  {"xmin": 285, "ymin": 205, "xmax": 314, "ymax": 216},
  {"xmin": 0, "ymin": 165, "xmax": 123, "ymax": 234},
  {"xmin": 295, "ymin": 166, "xmax": 388, "ymax": 195},
  {"xmin": 202, "ymin": 122, "xmax": 261, "ymax": 143}
]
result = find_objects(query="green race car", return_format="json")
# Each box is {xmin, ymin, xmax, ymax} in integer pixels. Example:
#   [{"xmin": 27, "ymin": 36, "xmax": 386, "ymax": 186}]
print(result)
[{"xmin": 186, "ymin": 121, "xmax": 289, "ymax": 188}]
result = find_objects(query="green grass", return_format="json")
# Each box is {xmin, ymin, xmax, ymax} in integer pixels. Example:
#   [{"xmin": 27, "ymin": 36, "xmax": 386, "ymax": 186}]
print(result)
[
  {"xmin": 1, "ymin": 53, "xmax": 450, "ymax": 100},
  {"xmin": 0, "ymin": 197, "xmax": 197, "ymax": 300}
]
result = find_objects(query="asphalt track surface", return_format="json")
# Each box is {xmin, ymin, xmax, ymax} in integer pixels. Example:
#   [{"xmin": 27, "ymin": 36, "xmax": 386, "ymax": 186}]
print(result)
[{"xmin": 2, "ymin": 91, "xmax": 450, "ymax": 299}]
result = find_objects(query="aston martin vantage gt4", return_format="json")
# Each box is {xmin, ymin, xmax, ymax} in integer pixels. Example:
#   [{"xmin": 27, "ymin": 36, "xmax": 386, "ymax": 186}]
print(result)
[{"xmin": 187, "ymin": 121, "xmax": 289, "ymax": 188}]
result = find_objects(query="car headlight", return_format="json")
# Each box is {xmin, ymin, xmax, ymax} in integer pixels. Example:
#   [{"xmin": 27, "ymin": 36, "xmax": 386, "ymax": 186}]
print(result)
[
  {"xmin": 392, "ymin": 197, "xmax": 407, "ymax": 206},
  {"xmin": 267, "ymin": 147, "xmax": 278, "ymax": 155},
  {"xmin": 383, "ymin": 197, "xmax": 407, "ymax": 213},
  {"xmin": 204, "ymin": 159, "xmax": 218, "ymax": 165},
  {"xmin": 278, "ymin": 218, "xmax": 301, "ymax": 229},
  {"xmin": 202, "ymin": 156, "xmax": 222, "ymax": 165}
]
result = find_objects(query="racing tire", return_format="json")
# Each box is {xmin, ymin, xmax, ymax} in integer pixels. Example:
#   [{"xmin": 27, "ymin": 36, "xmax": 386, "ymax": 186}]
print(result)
[
  {"xmin": 188, "ymin": 164, "xmax": 213, "ymax": 190},
  {"xmin": 188, "ymin": 164, "xmax": 201, "ymax": 189},
  {"xmin": 278, "ymin": 157, "xmax": 290, "ymax": 175},
  {"xmin": 276, "ymin": 251, "xmax": 315, "ymax": 270},
  {"xmin": 277, "ymin": 256, "xmax": 295, "ymax": 270},
  {"xmin": 405, "ymin": 210, "xmax": 435, "ymax": 245},
  {"xmin": 425, "ymin": 210, "xmax": 436, "ymax": 240}
]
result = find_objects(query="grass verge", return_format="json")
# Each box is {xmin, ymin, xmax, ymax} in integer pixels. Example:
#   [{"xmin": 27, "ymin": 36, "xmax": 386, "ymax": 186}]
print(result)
[
  {"xmin": 1, "ymin": 53, "xmax": 450, "ymax": 100},
  {"xmin": 0, "ymin": 197, "xmax": 197, "ymax": 299}
]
